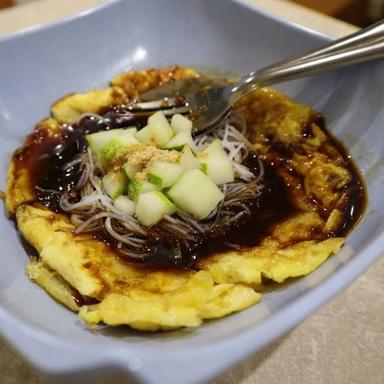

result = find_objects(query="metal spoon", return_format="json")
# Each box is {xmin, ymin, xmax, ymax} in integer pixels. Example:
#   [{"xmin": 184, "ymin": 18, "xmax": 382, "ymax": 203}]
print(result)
[{"xmin": 139, "ymin": 19, "xmax": 384, "ymax": 135}]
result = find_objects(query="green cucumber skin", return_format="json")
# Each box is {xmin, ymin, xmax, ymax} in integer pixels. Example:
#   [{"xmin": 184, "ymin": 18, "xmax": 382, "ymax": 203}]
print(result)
[
  {"xmin": 97, "ymin": 128, "xmax": 140, "ymax": 167},
  {"xmin": 147, "ymin": 173, "xmax": 163, "ymax": 187},
  {"xmin": 167, "ymin": 145, "xmax": 184, "ymax": 151},
  {"xmin": 164, "ymin": 132, "xmax": 196, "ymax": 152},
  {"xmin": 127, "ymin": 180, "xmax": 159, "ymax": 201},
  {"xmin": 147, "ymin": 162, "xmax": 184, "ymax": 189},
  {"xmin": 100, "ymin": 139, "xmax": 124, "ymax": 165},
  {"xmin": 127, "ymin": 182, "xmax": 141, "ymax": 201},
  {"xmin": 87, "ymin": 127, "xmax": 137, "ymax": 156},
  {"xmin": 200, "ymin": 163, "xmax": 208, "ymax": 174},
  {"xmin": 86, "ymin": 129, "xmax": 124, "ymax": 155},
  {"xmin": 153, "ymin": 191, "xmax": 176, "ymax": 209}
]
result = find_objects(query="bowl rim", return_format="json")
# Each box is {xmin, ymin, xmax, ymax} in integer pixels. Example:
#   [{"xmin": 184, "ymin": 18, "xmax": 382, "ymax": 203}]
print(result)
[{"xmin": 0, "ymin": 1, "xmax": 381, "ymax": 383}]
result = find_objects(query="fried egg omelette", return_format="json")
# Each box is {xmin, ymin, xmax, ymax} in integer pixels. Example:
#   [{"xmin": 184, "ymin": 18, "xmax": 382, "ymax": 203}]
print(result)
[{"xmin": 5, "ymin": 66, "xmax": 365, "ymax": 331}]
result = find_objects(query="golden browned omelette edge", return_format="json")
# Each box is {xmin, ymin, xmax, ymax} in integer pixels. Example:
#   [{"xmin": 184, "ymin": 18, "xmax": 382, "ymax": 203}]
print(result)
[{"xmin": 5, "ymin": 66, "xmax": 363, "ymax": 331}]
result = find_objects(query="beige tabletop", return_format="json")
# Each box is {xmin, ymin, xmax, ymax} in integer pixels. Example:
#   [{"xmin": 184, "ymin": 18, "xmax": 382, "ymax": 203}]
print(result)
[{"xmin": 0, "ymin": 1, "xmax": 383, "ymax": 383}]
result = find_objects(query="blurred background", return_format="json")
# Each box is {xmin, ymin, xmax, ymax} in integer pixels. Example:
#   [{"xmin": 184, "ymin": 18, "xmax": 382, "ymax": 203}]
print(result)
[
  {"xmin": 1, "ymin": 0, "xmax": 384, "ymax": 26},
  {"xmin": 291, "ymin": 0, "xmax": 384, "ymax": 26}
]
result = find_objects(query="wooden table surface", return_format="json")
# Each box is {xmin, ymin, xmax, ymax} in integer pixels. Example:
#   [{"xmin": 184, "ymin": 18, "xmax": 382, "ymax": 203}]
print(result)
[{"xmin": 0, "ymin": 1, "xmax": 383, "ymax": 383}]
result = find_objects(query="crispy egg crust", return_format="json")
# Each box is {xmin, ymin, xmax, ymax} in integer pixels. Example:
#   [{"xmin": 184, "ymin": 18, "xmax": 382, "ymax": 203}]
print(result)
[{"xmin": 6, "ymin": 66, "xmax": 353, "ymax": 331}]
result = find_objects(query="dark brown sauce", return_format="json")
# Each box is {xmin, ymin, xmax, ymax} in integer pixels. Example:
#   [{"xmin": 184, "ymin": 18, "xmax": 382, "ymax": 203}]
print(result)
[
  {"xmin": 303, "ymin": 115, "xmax": 366, "ymax": 238},
  {"xmin": 14, "ymin": 125, "xmax": 88, "ymax": 211},
  {"xmin": 14, "ymin": 106, "xmax": 151, "ymax": 212},
  {"xmin": 14, "ymin": 107, "xmax": 366, "ymax": 271},
  {"xmin": 213, "ymin": 168, "xmax": 296, "ymax": 247},
  {"xmin": 316, "ymin": 126, "xmax": 366, "ymax": 238}
]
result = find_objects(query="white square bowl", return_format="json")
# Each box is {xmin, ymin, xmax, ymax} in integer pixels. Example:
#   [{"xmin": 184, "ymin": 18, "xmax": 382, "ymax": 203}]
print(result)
[{"xmin": 0, "ymin": 0, "xmax": 383, "ymax": 383}]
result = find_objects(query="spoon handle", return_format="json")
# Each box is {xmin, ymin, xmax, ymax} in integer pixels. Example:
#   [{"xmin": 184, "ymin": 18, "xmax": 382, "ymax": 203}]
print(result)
[
  {"xmin": 231, "ymin": 21, "xmax": 384, "ymax": 102},
  {"xmin": 269, "ymin": 18, "xmax": 384, "ymax": 69}
]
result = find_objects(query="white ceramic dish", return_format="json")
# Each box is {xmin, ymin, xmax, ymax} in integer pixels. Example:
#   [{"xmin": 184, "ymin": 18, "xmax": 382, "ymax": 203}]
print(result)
[{"xmin": 0, "ymin": 0, "xmax": 383, "ymax": 383}]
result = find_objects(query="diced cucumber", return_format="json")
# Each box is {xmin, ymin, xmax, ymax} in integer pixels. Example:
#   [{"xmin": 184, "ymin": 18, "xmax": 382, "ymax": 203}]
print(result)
[
  {"xmin": 118, "ymin": 128, "xmax": 139, "ymax": 146},
  {"xmin": 99, "ymin": 128, "xmax": 140, "ymax": 166},
  {"xmin": 102, "ymin": 171, "xmax": 128, "ymax": 199},
  {"xmin": 135, "ymin": 191, "xmax": 175, "ymax": 227},
  {"xmin": 100, "ymin": 139, "xmax": 124, "ymax": 166},
  {"xmin": 114, "ymin": 195, "xmax": 136, "ymax": 216},
  {"xmin": 179, "ymin": 145, "xmax": 200, "ymax": 170},
  {"xmin": 167, "ymin": 169, "xmax": 224, "ymax": 219},
  {"xmin": 148, "ymin": 110, "xmax": 172, "ymax": 133},
  {"xmin": 198, "ymin": 139, "xmax": 234, "ymax": 184},
  {"xmin": 86, "ymin": 129, "xmax": 124, "ymax": 155},
  {"xmin": 164, "ymin": 132, "xmax": 196, "ymax": 151},
  {"xmin": 127, "ymin": 180, "xmax": 160, "ymax": 201},
  {"xmin": 123, "ymin": 161, "xmax": 142, "ymax": 180},
  {"xmin": 135, "ymin": 125, "xmax": 151, "ymax": 144},
  {"xmin": 147, "ymin": 161, "xmax": 184, "ymax": 188},
  {"xmin": 136, "ymin": 111, "xmax": 173, "ymax": 147},
  {"xmin": 147, "ymin": 123, "xmax": 173, "ymax": 147},
  {"xmin": 200, "ymin": 163, "xmax": 208, "ymax": 174},
  {"xmin": 171, "ymin": 114, "xmax": 193, "ymax": 134}
]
